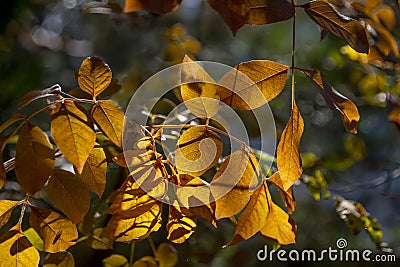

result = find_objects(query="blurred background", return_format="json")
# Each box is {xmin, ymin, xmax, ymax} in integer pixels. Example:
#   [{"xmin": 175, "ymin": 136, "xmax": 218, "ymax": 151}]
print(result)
[{"xmin": 0, "ymin": 0, "xmax": 399, "ymax": 266}]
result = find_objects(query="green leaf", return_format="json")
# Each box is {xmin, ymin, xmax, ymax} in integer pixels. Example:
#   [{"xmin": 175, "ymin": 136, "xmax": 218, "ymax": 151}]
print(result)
[{"xmin": 23, "ymin": 228, "xmax": 44, "ymax": 251}]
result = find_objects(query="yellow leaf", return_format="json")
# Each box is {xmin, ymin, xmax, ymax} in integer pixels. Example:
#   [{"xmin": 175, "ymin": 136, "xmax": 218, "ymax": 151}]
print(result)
[
  {"xmin": 47, "ymin": 169, "xmax": 91, "ymax": 224},
  {"xmin": 43, "ymin": 251, "xmax": 75, "ymax": 267},
  {"xmin": 167, "ymin": 204, "xmax": 196, "ymax": 244},
  {"xmin": 77, "ymin": 57, "xmax": 112, "ymax": 99},
  {"xmin": 124, "ymin": 0, "xmax": 182, "ymax": 15},
  {"xmin": 102, "ymin": 254, "xmax": 129, "ymax": 267},
  {"xmin": 376, "ymin": 5, "xmax": 396, "ymax": 30},
  {"xmin": 0, "ymin": 201, "xmax": 21, "ymax": 228},
  {"xmin": 207, "ymin": 0, "xmax": 294, "ymax": 35},
  {"xmin": 85, "ymin": 228, "xmax": 114, "ymax": 250},
  {"xmin": 15, "ymin": 124, "xmax": 55, "ymax": 194},
  {"xmin": 212, "ymin": 150, "xmax": 262, "ymax": 219},
  {"xmin": 50, "ymin": 100, "xmax": 96, "ymax": 173},
  {"xmin": 175, "ymin": 126, "xmax": 222, "ymax": 177},
  {"xmin": 277, "ymin": 102, "xmax": 304, "ymax": 191},
  {"xmin": 302, "ymin": 69, "xmax": 360, "ymax": 133},
  {"xmin": 29, "ymin": 207, "xmax": 78, "ymax": 253},
  {"xmin": 76, "ymin": 145, "xmax": 107, "ymax": 198},
  {"xmin": 23, "ymin": 228, "xmax": 43, "ymax": 251},
  {"xmin": 260, "ymin": 200, "xmax": 296, "ymax": 245},
  {"xmin": 228, "ymin": 182, "xmax": 270, "ymax": 245},
  {"xmin": 267, "ymin": 172, "xmax": 296, "ymax": 214},
  {"xmin": 18, "ymin": 84, "xmax": 61, "ymax": 110},
  {"xmin": 103, "ymin": 202, "xmax": 162, "ymax": 242},
  {"xmin": 365, "ymin": 0, "xmax": 382, "ymax": 9},
  {"xmin": 180, "ymin": 55, "xmax": 220, "ymax": 118},
  {"xmin": 217, "ymin": 60, "xmax": 289, "ymax": 110},
  {"xmin": 303, "ymin": 1, "xmax": 369, "ymax": 53},
  {"xmin": 132, "ymin": 256, "xmax": 157, "ymax": 267},
  {"xmin": 92, "ymin": 100, "xmax": 124, "ymax": 147},
  {"xmin": 113, "ymin": 149, "xmax": 154, "ymax": 168},
  {"xmin": 155, "ymin": 243, "xmax": 178, "ymax": 267},
  {"xmin": 0, "ymin": 226, "xmax": 40, "ymax": 267}
]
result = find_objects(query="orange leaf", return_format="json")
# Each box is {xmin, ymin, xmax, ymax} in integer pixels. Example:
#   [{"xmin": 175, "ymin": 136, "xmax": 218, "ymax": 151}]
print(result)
[
  {"xmin": 218, "ymin": 60, "xmax": 289, "ymax": 109},
  {"xmin": 167, "ymin": 204, "xmax": 196, "ymax": 244},
  {"xmin": 29, "ymin": 207, "xmax": 78, "ymax": 253},
  {"xmin": 124, "ymin": 0, "xmax": 182, "ymax": 14},
  {"xmin": 303, "ymin": 1, "xmax": 369, "ymax": 53},
  {"xmin": 92, "ymin": 100, "xmax": 124, "ymax": 148},
  {"xmin": 77, "ymin": 57, "xmax": 112, "ymax": 99},
  {"xmin": 49, "ymin": 100, "xmax": 96, "ymax": 173},
  {"xmin": 0, "ymin": 201, "xmax": 21, "ymax": 228},
  {"xmin": 15, "ymin": 124, "xmax": 55, "ymax": 194},
  {"xmin": 207, "ymin": 0, "xmax": 294, "ymax": 35},
  {"xmin": 47, "ymin": 169, "xmax": 91, "ymax": 223},
  {"xmin": 277, "ymin": 102, "xmax": 304, "ymax": 191},
  {"xmin": 302, "ymin": 69, "xmax": 360, "ymax": 133},
  {"xmin": 267, "ymin": 172, "xmax": 296, "ymax": 214},
  {"xmin": 18, "ymin": 84, "xmax": 61, "ymax": 110}
]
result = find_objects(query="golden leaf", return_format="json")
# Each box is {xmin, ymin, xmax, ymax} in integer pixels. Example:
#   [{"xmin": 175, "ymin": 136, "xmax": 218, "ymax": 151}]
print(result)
[
  {"xmin": 217, "ymin": 60, "xmax": 289, "ymax": 110},
  {"xmin": 167, "ymin": 204, "xmax": 196, "ymax": 244},
  {"xmin": 212, "ymin": 150, "xmax": 262, "ymax": 219},
  {"xmin": 50, "ymin": 100, "xmax": 96, "ymax": 173},
  {"xmin": 175, "ymin": 126, "xmax": 222, "ymax": 177},
  {"xmin": 303, "ymin": 1, "xmax": 369, "ymax": 53},
  {"xmin": 92, "ymin": 100, "xmax": 124, "ymax": 148},
  {"xmin": 365, "ymin": 0, "xmax": 382, "ymax": 10},
  {"xmin": 29, "ymin": 207, "xmax": 78, "ymax": 253},
  {"xmin": 207, "ymin": 0, "xmax": 294, "ymax": 35},
  {"xmin": 76, "ymin": 145, "xmax": 107, "ymax": 198},
  {"xmin": 155, "ymin": 243, "xmax": 178, "ymax": 267},
  {"xmin": 0, "ymin": 201, "xmax": 21, "ymax": 228},
  {"xmin": 228, "ymin": 182, "xmax": 270, "ymax": 245},
  {"xmin": 267, "ymin": 172, "xmax": 296, "ymax": 214},
  {"xmin": 18, "ymin": 84, "xmax": 61, "ymax": 110},
  {"xmin": 15, "ymin": 124, "xmax": 55, "ymax": 194},
  {"xmin": 85, "ymin": 228, "xmax": 114, "ymax": 250},
  {"xmin": 102, "ymin": 254, "xmax": 129, "ymax": 267},
  {"xmin": 0, "ymin": 226, "xmax": 40, "ymax": 267},
  {"xmin": 113, "ymin": 149, "xmax": 154, "ymax": 168},
  {"xmin": 302, "ymin": 69, "xmax": 360, "ymax": 133},
  {"xmin": 124, "ymin": 0, "xmax": 182, "ymax": 15},
  {"xmin": 47, "ymin": 169, "xmax": 91, "ymax": 224},
  {"xmin": 43, "ymin": 251, "xmax": 75, "ymax": 267},
  {"xmin": 77, "ymin": 57, "xmax": 112, "ymax": 99},
  {"xmin": 277, "ymin": 102, "xmax": 304, "ymax": 191}
]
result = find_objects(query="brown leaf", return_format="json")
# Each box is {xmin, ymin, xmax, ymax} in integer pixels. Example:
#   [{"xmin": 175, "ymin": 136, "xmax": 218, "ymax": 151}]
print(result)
[
  {"xmin": 228, "ymin": 182, "xmax": 270, "ymax": 245},
  {"xmin": 124, "ymin": 0, "xmax": 182, "ymax": 14},
  {"xmin": 15, "ymin": 124, "xmax": 55, "ymax": 194},
  {"xmin": 0, "ymin": 137, "xmax": 8, "ymax": 189},
  {"xmin": 92, "ymin": 100, "xmax": 124, "ymax": 148},
  {"xmin": 29, "ymin": 207, "xmax": 78, "ymax": 253},
  {"xmin": 50, "ymin": 100, "xmax": 96, "ymax": 173},
  {"xmin": 212, "ymin": 150, "xmax": 262, "ymax": 219},
  {"xmin": 77, "ymin": 57, "xmax": 112, "ymax": 99},
  {"xmin": 0, "ymin": 226, "xmax": 40, "ymax": 267},
  {"xmin": 18, "ymin": 84, "xmax": 61, "ymax": 110},
  {"xmin": 267, "ymin": 172, "xmax": 296, "ymax": 214},
  {"xmin": 277, "ymin": 102, "xmax": 304, "ymax": 191},
  {"xmin": 76, "ymin": 145, "xmax": 107, "ymax": 198},
  {"xmin": 0, "ymin": 200, "xmax": 21, "ymax": 228},
  {"xmin": 167, "ymin": 204, "xmax": 196, "ymax": 244},
  {"xmin": 207, "ymin": 0, "xmax": 294, "ymax": 35},
  {"xmin": 175, "ymin": 126, "xmax": 222, "ymax": 177},
  {"xmin": 47, "ymin": 169, "xmax": 91, "ymax": 223},
  {"xmin": 302, "ymin": 69, "xmax": 360, "ymax": 133},
  {"xmin": 303, "ymin": 1, "xmax": 369, "ymax": 53},
  {"xmin": 217, "ymin": 60, "xmax": 289, "ymax": 109},
  {"xmin": 43, "ymin": 251, "xmax": 75, "ymax": 267},
  {"xmin": 0, "ymin": 114, "xmax": 25, "ymax": 134}
]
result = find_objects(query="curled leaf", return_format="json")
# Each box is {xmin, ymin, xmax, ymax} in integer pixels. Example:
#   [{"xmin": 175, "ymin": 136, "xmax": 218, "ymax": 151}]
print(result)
[
  {"xmin": 267, "ymin": 172, "xmax": 295, "ymax": 214},
  {"xmin": 18, "ymin": 84, "xmax": 61, "ymax": 109}
]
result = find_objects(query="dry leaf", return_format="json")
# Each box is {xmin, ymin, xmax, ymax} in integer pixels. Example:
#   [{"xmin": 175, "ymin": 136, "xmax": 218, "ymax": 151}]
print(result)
[
  {"xmin": 124, "ymin": 0, "xmax": 182, "ymax": 14},
  {"xmin": 267, "ymin": 172, "xmax": 296, "ymax": 214},
  {"xmin": 18, "ymin": 84, "xmax": 61, "ymax": 110},
  {"xmin": 167, "ymin": 204, "xmax": 196, "ymax": 244},
  {"xmin": 0, "ymin": 114, "xmax": 25, "ymax": 134},
  {"xmin": 77, "ymin": 57, "xmax": 112, "ymax": 99},
  {"xmin": 43, "ymin": 251, "xmax": 75, "ymax": 267}
]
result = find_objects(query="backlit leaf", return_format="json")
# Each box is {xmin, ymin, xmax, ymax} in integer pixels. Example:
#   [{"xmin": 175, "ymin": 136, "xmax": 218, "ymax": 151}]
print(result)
[
  {"xmin": 0, "ymin": 200, "xmax": 21, "ymax": 228},
  {"xmin": 50, "ymin": 100, "xmax": 96, "ymax": 173},
  {"xmin": 303, "ymin": 1, "xmax": 369, "ymax": 53},
  {"xmin": 76, "ymin": 145, "xmax": 107, "ymax": 198},
  {"xmin": 29, "ymin": 207, "xmax": 78, "ymax": 253},
  {"xmin": 175, "ymin": 126, "xmax": 222, "ymax": 177},
  {"xmin": 102, "ymin": 254, "xmax": 129, "ymax": 267},
  {"xmin": 18, "ymin": 84, "xmax": 61, "ymax": 109},
  {"xmin": 217, "ymin": 60, "xmax": 289, "ymax": 109},
  {"xmin": 124, "ymin": 0, "xmax": 182, "ymax": 15},
  {"xmin": 92, "ymin": 100, "xmax": 124, "ymax": 147},
  {"xmin": 267, "ymin": 172, "xmax": 295, "ymax": 214},
  {"xmin": 0, "ymin": 226, "xmax": 40, "ymax": 267},
  {"xmin": 15, "ymin": 124, "xmax": 55, "ymax": 194},
  {"xmin": 207, "ymin": 0, "xmax": 294, "ymax": 35},
  {"xmin": 47, "ymin": 169, "xmax": 91, "ymax": 224},
  {"xmin": 43, "ymin": 251, "xmax": 75, "ymax": 267},
  {"xmin": 167, "ymin": 204, "xmax": 196, "ymax": 244},
  {"xmin": 23, "ymin": 228, "xmax": 43, "ymax": 251},
  {"xmin": 113, "ymin": 149, "xmax": 154, "ymax": 168},
  {"xmin": 228, "ymin": 182, "xmax": 270, "ymax": 245},
  {"xmin": 85, "ymin": 228, "xmax": 114, "ymax": 250},
  {"xmin": 155, "ymin": 243, "xmax": 178, "ymax": 267},
  {"xmin": 212, "ymin": 150, "xmax": 262, "ymax": 219},
  {"xmin": 77, "ymin": 57, "xmax": 112, "ymax": 99},
  {"xmin": 302, "ymin": 69, "xmax": 360, "ymax": 133},
  {"xmin": 277, "ymin": 102, "xmax": 304, "ymax": 191}
]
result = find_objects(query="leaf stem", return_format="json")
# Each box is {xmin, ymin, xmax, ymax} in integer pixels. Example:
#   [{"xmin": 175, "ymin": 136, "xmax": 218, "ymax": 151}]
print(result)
[
  {"xmin": 129, "ymin": 242, "xmax": 136, "ymax": 265},
  {"xmin": 291, "ymin": 0, "xmax": 297, "ymax": 109},
  {"xmin": 148, "ymin": 236, "xmax": 157, "ymax": 256}
]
